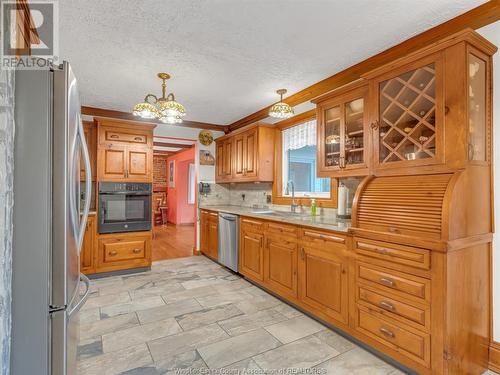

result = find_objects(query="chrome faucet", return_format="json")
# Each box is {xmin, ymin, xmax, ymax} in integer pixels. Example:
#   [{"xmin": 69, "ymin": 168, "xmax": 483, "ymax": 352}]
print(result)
[{"xmin": 286, "ymin": 180, "xmax": 299, "ymax": 213}]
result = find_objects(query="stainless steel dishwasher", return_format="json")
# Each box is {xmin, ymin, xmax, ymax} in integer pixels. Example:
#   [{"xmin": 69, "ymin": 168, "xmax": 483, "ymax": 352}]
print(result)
[{"xmin": 218, "ymin": 213, "xmax": 239, "ymax": 272}]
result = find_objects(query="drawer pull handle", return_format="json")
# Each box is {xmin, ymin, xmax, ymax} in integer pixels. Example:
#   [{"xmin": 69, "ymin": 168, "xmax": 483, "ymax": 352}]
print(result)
[
  {"xmin": 376, "ymin": 247, "xmax": 389, "ymax": 255},
  {"xmin": 242, "ymin": 219, "xmax": 262, "ymax": 226},
  {"xmin": 300, "ymin": 247, "xmax": 305, "ymax": 260},
  {"xmin": 388, "ymin": 227, "xmax": 400, "ymax": 234},
  {"xmin": 109, "ymin": 134, "xmax": 119, "ymax": 139},
  {"xmin": 304, "ymin": 231, "xmax": 344, "ymax": 243},
  {"xmin": 109, "ymin": 250, "xmax": 118, "ymax": 256},
  {"xmin": 134, "ymin": 137, "xmax": 143, "ymax": 141},
  {"xmin": 379, "ymin": 327, "xmax": 395, "ymax": 338},
  {"xmin": 133, "ymin": 248, "xmax": 141, "ymax": 254},
  {"xmin": 379, "ymin": 301, "xmax": 395, "ymax": 311},
  {"xmin": 379, "ymin": 277, "xmax": 395, "ymax": 287}
]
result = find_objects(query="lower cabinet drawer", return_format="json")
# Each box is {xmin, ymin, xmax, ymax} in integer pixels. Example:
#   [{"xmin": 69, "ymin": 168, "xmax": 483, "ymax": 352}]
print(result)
[
  {"xmin": 97, "ymin": 232, "xmax": 152, "ymax": 271},
  {"xmin": 357, "ymin": 286, "xmax": 430, "ymax": 330},
  {"xmin": 356, "ymin": 306, "xmax": 430, "ymax": 367},
  {"xmin": 103, "ymin": 239, "xmax": 146, "ymax": 262},
  {"xmin": 356, "ymin": 262, "xmax": 430, "ymax": 302}
]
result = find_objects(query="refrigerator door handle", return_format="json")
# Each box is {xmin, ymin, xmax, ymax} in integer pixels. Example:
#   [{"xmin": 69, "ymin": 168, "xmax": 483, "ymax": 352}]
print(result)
[
  {"xmin": 68, "ymin": 274, "xmax": 90, "ymax": 317},
  {"xmin": 77, "ymin": 113, "xmax": 92, "ymax": 253}
]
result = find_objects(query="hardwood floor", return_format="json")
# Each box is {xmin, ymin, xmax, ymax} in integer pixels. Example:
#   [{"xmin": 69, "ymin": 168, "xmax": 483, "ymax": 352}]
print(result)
[{"xmin": 152, "ymin": 224, "xmax": 195, "ymax": 261}]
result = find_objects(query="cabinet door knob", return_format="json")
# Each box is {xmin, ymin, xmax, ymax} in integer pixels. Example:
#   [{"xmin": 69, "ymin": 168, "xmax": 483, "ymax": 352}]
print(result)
[
  {"xmin": 133, "ymin": 248, "xmax": 141, "ymax": 254},
  {"xmin": 370, "ymin": 120, "xmax": 379, "ymax": 130},
  {"xmin": 379, "ymin": 327, "xmax": 395, "ymax": 338},
  {"xmin": 300, "ymin": 247, "xmax": 305, "ymax": 260},
  {"xmin": 109, "ymin": 250, "xmax": 118, "ymax": 256}
]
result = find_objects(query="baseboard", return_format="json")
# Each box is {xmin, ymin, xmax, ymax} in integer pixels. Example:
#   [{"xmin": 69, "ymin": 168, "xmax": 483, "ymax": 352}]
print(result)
[{"xmin": 489, "ymin": 342, "xmax": 500, "ymax": 373}]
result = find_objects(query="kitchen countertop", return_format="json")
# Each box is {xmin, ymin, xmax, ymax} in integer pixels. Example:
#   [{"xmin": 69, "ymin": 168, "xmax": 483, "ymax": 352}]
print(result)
[{"xmin": 199, "ymin": 205, "xmax": 351, "ymax": 233}]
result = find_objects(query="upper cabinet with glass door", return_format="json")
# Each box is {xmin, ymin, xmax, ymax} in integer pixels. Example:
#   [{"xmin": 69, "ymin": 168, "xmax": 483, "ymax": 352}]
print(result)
[
  {"xmin": 361, "ymin": 30, "xmax": 496, "ymax": 175},
  {"xmin": 314, "ymin": 80, "xmax": 370, "ymax": 177}
]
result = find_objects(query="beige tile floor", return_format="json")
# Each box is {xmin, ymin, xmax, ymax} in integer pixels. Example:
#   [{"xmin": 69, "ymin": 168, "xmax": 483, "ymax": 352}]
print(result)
[{"xmin": 76, "ymin": 256, "xmax": 492, "ymax": 375}]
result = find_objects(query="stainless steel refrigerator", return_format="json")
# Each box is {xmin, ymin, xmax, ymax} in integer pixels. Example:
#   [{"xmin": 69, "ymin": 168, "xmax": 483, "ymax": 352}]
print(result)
[{"xmin": 11, "ymin": 61, "xmax": 92, "ymax": 375}]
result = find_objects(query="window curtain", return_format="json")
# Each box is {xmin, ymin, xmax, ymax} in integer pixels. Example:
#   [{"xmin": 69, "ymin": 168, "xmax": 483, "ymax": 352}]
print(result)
[
  {"xmin": 282, "ymin": 119, "xmax": 316, "ymax": 151},
  {"xmin": 0, "ymin": 67, "xmax": 15, "ymax": 375}
]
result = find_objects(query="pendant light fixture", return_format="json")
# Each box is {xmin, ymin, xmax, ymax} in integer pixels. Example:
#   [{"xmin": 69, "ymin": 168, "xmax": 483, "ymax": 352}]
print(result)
[
  {"xmin": 133, "ymin": 73, "xmax": 186, "ymax": 124},
  {"xmin": 269, "ymin": 88, "xmax": 294, "ymax": 119}
]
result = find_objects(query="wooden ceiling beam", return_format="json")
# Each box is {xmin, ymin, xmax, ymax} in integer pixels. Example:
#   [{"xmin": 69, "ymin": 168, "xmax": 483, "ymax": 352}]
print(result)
[
  {"xmin": 228, "ymin": 0, "xmax": 500, "ymax": 131},
  {"xmin": 81, "ymin": 106, "xmax": 229, "ymax": 133},
  {"xmin": 153, "ymin": 141, "xmax": 193, "ymax": 149}
]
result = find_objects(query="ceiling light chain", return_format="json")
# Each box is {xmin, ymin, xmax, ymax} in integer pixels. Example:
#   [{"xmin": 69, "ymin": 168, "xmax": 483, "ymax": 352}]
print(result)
[{"xmin": 133, "ymin": 72, "xmax": 186, "ymax": 124}]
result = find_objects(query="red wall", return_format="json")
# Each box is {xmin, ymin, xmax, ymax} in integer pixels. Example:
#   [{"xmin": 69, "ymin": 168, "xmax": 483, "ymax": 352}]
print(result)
[{"xmin": 167, "ymin": 147, "xmax": 196, "ymax": 224}]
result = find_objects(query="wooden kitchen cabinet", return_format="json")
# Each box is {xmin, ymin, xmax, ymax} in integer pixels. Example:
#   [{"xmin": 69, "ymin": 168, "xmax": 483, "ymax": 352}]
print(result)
[
  {"xmin": 97, "ymin": 231, "xmax": 152, "ymax": 273},
  {"xmin": 264, "ymin": 233, "xmax": 298, "ymax": 299},
  {"xmin": 215, "ymin": 124, "xmax": 274, "ymax": 183},
  {"xmin": 298, "ymin": 229, "xmax": 349, "ymax": 325},
  {"xmin": 216, "ymin": 139, "xmax": 232, "ymax": 182},
  {"xmin": 314, "ymin": 81, "xmax": 370, "ymax": 177},
  {"xmin": 96, "ymin": 118, "xmax": 155, "ymax": 182},
  {"xmin": 239, "ymin": 218, "xmax": 265, "ymax": 282},
  {"xmin": 80, "ymin": 214, "xmax": 96, "ymax": 274},
  {"xmin": 200, "ymin": 210, "xmax": 219, "ymax": 260},
  {"xmin": 361, "ymin": 30, "xmax": 495, "ymax": 175}
]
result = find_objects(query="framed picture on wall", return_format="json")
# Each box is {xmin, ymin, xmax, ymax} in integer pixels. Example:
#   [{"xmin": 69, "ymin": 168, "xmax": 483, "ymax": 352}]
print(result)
[{"xmin": 168, "ymin": 160, "xmax": 175, "ymax": 188}]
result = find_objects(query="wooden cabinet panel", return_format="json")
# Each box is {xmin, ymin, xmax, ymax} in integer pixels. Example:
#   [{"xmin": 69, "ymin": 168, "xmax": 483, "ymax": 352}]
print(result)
[
  {"xmin": 298, "ymin": 245, "xmax": 348, "ymax": 324},
  {"xmin": 357, "ymin": 285, "xmax": 430, "ymax": 330},
  {"xmin": 208, "ymin": 219, "xmax": 219, "ymax": 260},
  {"xmin": 223, "ymin": 140, "xmax": 232, "ymax": 177},
  {"xmin": 265, "ymin": 236, "xmax": 297, "ymax": 298},
  {"xmin": 354, "ymin": 238, "xmax": 430, "ymax": 270},
  {"xmin": 233, "ymin": 135, "xmax": 245, "ymax": 179},
  {"xmin": 128, "ymin": 149, "xmax": 150, "ymax": 181},
  {"xmin": 200, "ymin": 210, "xmax": 219, "ymax": 260},
  {"xmin": 356, "ymin": 262, "xmax": 430, "ymax": 302},
  {"xmin": 216, "ymin": 142, "xmax": 224, "ymax": 180},
  {"xmin": 101, "ymin": 146, "xmax": 127, "ymax": 178},
  {"xmin": 240, "ymin": 230, "xmax": 264, "ymax": 281},
  {"xmin": 97, "ymin": 231, "xmax": 152, "ymax": 272},
  {"xmin": 314, "ymin": 82, "xmax": 369, "ymax": 177},
  {"xmin": 355, "ymin": 306, "xmax": 430, "ymax": 367},
  {"xmin": 244, "ymin": 128, "xmax": 258, "ymax": 178},
  {"xmin": 215, "ymin": 124, "xmax": 274, "ymax": 183},
  {"xmin": 80, "ymin": 215, "xmax": 96, "ymax": 274},
  {"xmin": 103, "ymin": 238, "xmax": 146, "ymax": 263},
  {"xmin": 96, "ymin": 119, "xmax": 154, "ymax": 182}
]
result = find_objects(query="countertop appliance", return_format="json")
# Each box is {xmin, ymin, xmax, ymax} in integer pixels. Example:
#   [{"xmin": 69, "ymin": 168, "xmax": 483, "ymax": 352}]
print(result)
[
  {"xmin": 98, "ymin": 182, "xmax": 152, "ymax": 234},
  {"xmin": 218, "ymin": 213, "xmax": 239, "ymax": 272},
  {"xmin": 12, "ymin": 61, "xmax": 92, "ymax": 375}
]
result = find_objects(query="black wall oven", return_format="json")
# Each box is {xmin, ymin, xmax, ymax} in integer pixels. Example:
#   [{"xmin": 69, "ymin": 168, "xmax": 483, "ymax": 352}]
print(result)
[{"xmin": 98, "ymin": 182, "xmax": 152, "ymax": 234}]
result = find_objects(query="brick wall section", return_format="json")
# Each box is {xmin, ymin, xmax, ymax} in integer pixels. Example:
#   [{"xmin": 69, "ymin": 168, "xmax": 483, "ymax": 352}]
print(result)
[{"xmin": 153, "ymin": 155, "xmax": 168, "ymax": 191}]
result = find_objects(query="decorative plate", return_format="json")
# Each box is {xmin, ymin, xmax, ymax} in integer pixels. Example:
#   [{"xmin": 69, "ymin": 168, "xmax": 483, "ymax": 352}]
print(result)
[{"xmin": 198, "ymin": 130, "xmax": 214, "ymax": 146}]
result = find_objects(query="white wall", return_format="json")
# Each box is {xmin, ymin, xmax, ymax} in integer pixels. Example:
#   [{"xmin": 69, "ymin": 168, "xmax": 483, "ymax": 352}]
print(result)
[{"xmin": 477, "ymin": 21, "xmax": 500, "ymax": 341}]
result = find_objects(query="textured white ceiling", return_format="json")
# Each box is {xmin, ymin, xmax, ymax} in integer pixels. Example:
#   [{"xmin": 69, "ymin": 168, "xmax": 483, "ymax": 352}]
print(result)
[{"xmin": 60, "ymin": 0, "xmax": 486, "ymax": 125}]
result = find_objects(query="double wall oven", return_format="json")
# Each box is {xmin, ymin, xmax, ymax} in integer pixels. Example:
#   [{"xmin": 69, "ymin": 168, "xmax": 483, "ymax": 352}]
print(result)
[{"xmin": 98, "ymin": 182, "xmax": 152, "ymax": 234}]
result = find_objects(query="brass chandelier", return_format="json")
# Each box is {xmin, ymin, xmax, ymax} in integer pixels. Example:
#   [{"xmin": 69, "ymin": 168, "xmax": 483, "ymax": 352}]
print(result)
[
  {"xmin": 269, "ymin": 88, "xmax": 294, "ymax": 119},
  {"xmin": 133, "ymin": 73, "xmax": 186, "ymax": 124}
]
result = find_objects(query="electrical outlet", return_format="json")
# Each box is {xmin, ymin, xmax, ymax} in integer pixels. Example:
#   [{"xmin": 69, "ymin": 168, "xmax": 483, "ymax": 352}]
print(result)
[{"xmin": 266, "ymin": 194, "xmax": 272, "ymax": 204}]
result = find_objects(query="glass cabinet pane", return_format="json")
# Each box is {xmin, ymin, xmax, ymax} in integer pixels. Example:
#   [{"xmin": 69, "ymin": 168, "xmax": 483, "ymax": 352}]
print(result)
[
  {"xmin": 378, "ymin": 63, "xmax": 436, "ymax": 163},
  {"xmin": 468, "ymin": 54, "xmax": 486, "ymax": 161},
  {"xmin": 324, "ymin": 106, "xmax": 341, "ymax": 168},
  {"xmin": 344, "ymin": 98, "xmax": 364, "ymax": 166}
]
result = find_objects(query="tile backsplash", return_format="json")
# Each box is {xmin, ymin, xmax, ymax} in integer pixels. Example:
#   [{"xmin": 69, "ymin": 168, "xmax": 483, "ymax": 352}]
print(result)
[{"xmin": 198, "ymin": 182, "xmax": 272, "ymax": 208}]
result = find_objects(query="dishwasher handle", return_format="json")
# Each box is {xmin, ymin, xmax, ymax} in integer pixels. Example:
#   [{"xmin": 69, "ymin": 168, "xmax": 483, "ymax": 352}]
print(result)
[{"xmin": 219, "ymin": 213, "xmax": 238, "ymax": 221}]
